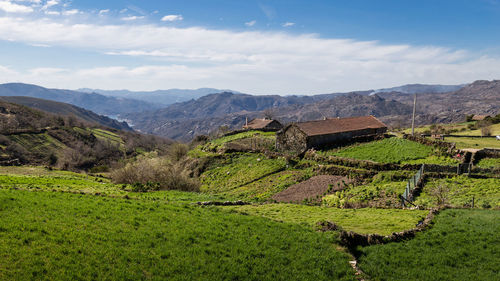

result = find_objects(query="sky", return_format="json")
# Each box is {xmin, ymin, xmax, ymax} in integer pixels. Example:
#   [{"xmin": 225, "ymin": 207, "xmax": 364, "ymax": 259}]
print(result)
[{"xmin": 1, "ymin": 0, "xmax": 500, "ymax": 94}]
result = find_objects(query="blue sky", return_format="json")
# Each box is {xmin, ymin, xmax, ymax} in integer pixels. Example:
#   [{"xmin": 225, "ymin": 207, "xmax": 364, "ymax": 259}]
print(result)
[{"xmin": 0, "ymin": 0, "xmax": 500, "ymax": 94}]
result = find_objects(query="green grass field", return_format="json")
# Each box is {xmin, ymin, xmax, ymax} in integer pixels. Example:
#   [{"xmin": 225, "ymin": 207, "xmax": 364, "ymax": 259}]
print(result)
[
  {"xmin": 227, "ymin": 204, "xmax": 427, "ymax": 235},
  {"xmin": 414, "ymin": 176, "xmax": 500, "ymax": 209},
  {"xmin": 200, "ymin": 153, "xmax": 286, "ymax": 193},
  {"xmin": 477, "ymin": 157, "xmax": 500, "ymax": 168},
  {"xmin": 358, "ymin": 209, "xmax": 500, "ymax": 281},
  {"xmin": 0, "ymin": 189, "xmax": 356, "ymax": 281},
  {"xmin": 189, "ymin": 131, "xmax": 276, "ymax": 157},
  {"xmin": 322, "ymin": 138, "xmax": 434, "ymax": 164},
  {"xmin": 223, "ymin": 168, "xmax": 313, "ymax": 202},
  {"xmin": 455, "ymin": 123, "xmax": 500, "ymax": 136},
  {"xmin": 443, "ymin": 136, "xmax": 500, "ymax": 149}
]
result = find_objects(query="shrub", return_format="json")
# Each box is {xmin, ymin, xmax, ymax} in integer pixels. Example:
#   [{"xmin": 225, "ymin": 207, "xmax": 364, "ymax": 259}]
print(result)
[
  {"xmin": 169, "ymin": 143, "xmax": 189, "ymax": 162},
  {"xmin": 111, "ymin": 154, "xmax": 199, "ymax": 192}
]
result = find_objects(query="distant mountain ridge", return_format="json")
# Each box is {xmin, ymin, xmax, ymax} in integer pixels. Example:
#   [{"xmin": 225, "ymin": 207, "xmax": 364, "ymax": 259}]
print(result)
[
  {"xmin": 0, "ymin": 96, "xmax": 132, "ymax": 131},
  {"xmin": 0, "ymin": 83, "xmax": 160, "ymax": 115},
  {"xmin": 373, "ymin": 83, "xmax": 464, "ymax": 94},
  {"xmin": 78, "ymin": 87, "xmax": 240, "ymax": 106}
]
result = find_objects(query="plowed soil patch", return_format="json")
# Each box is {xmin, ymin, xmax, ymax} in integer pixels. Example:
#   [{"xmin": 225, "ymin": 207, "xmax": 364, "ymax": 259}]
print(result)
[{"xmin": 272, "ymin": 175, "xmax": 352, "ymax": 203}]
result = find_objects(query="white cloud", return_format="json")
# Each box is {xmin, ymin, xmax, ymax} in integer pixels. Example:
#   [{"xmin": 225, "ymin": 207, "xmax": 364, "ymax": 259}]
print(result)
[
  {"xmin": 161, "ymin": 14, "xmax": 183, "ymax": 22},
  {"xmin": 245, "ymin": 20, "xmax": 256, "ymax": 27},
  {"xmin": 98, "ymin": 9, "xmax": 109, "ymax": 15},
  {"xmin": 42, "ymin": 0, "xmax": 58, "ymax": 10},
  {"xmin": 282, "ymin": 22, "xmax": 295, "ymax": 27},
  {"xmin": 44, "ymin": 10, "xmax": 59, "ymax": 15},
  {"xmin": 0, "ymin": 15, "xmax": 499, "ymax": 93},
  {"xmin": 0, "ymin": 1, "xmax": 33, "ymax": 13},
  {"xmin": 62, "ymin": 9, "xmax": 79, "ymax": 16},
  {"xmin": 121, "ymin": 15, "xmax": 144, "ymax": 21}
]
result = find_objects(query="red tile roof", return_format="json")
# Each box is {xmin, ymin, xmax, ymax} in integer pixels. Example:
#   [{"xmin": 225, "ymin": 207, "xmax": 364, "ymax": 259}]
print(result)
[
  {"xmin": 295, "ymin": 116, "xmax": 387, "ymax": 136},
  {"xmin": 243, "ymin": 118, "xmax": 275, "ymax": 129}
]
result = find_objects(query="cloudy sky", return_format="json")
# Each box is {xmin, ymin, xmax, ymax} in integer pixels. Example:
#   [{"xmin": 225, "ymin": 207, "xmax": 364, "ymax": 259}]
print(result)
[{"xmin": 1, "ymin": 0, "xmax": 500, "ymax": 94}]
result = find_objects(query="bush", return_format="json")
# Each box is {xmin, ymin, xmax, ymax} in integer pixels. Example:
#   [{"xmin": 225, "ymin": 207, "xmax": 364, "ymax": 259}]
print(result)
[
  {"xmin": 111, "ymin": 154, "xmax": 200, "ymax": 192},
  {"xmin": 169, "ymin": 143, "xmax": 189, "ymax": 162}
]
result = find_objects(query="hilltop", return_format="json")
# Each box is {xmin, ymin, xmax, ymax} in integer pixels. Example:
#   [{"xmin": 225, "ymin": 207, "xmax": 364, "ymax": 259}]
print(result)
[
  {"xmin": 0, "ymin": 100, "xmax": 171, "ymax": 169},
  {"xmin": 0, "ymin": 83, "xmax": 160, "ymax": 115},
  {"xmin": 0, "ymin": 96, "xmax": 132, "ymax": 131}
]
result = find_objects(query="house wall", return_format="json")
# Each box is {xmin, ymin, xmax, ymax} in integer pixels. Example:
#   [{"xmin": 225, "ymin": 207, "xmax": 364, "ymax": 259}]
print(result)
[
  {"xmin": 276, "ymin": 125, "xmax": 307, "ymax": 153},
  {"xmin": 265, "ymin": 121, "xmax": 283, "ymax": 131},
  {"xmin": 307, "ymin": 127, "xmax": 387, "ymax": 149}
]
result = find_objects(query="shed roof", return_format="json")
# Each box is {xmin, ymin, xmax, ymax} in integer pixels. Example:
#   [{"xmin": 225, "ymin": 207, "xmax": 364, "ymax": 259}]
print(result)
[
  {"xmin": 472, "ymin": 115, "xmax": 490, "ymax": 121},
  {"xmin": 243, "ymin": 118, "xmax": 277, "ymax": 129},
  {"xmin": 294, "ymin": 116, "xmax": 387, "ymax": 137}
]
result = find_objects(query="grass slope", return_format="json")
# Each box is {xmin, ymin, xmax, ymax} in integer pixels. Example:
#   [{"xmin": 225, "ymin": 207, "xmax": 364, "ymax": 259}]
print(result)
[
  {"xmin": 227, "ymin": 204, "xmax": 427, "ymax": 235},
  {"xmin": 414, "ymin": 176, "xmax": 500, "ymax": 209},
  {"xmin": 200, "ymin": 153, "xmax": 286, "ymax": 193},
  {"xmin": 0, "ymin": 189, "xmax": 355, "ymax": 281},
  {"xmin": 323, "ymin": 138, "xmax": 434, "ymax": 164},
  {"xmin": 358, "ymin": 209, "xmax": 500, "ymax": 281}
]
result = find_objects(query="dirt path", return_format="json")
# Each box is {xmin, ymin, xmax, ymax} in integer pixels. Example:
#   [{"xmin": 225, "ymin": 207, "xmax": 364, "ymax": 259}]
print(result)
[{"xmin": 272, "ymin": 175, "xmax": 352, "ymax": 203}]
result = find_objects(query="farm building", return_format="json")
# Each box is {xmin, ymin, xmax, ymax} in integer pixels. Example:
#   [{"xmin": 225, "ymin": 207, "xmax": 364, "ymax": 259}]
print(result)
[
  {"xmin": 243, "ymin": 118, "xmax": 283, "ymax": 131},
  {"xmin": 276, "ymin": 116, "xmax": 387, "ymax": 153},
  {"xmin": 472, "ymin": 115, "xmax": 491, "ymax": 121}
]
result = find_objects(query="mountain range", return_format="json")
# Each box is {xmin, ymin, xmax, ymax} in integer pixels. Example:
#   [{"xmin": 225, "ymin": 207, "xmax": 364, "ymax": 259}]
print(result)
[
  {"xmin": 78, "ymin": 88, "xmax": 239, "ymax": 106},
  {"xmin": 3, "ymin": 81, "xmax": 499, "ymax": 142},
  {"xmin": 0, "ymin": 96, "xmax": 132, "ymax": 131},
  {"xmin": 0, "ymin": 83, "xmax": 160, "ymax": 116}
]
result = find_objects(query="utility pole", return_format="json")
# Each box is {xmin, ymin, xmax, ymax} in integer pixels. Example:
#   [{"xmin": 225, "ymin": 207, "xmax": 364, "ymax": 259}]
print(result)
[{"xmin": 411, "ymin": 93, "xmax": 417, "ymax": 136}]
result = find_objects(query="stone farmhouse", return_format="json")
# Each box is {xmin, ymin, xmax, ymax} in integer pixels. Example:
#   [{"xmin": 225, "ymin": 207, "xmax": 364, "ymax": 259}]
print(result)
[
  {"xmin": 243, "ymin": 118, "xmax": 283, "ymax": 131},
  {"xmin": 276, "ymin": 116, "xmax": 387, "ymax": 153}
]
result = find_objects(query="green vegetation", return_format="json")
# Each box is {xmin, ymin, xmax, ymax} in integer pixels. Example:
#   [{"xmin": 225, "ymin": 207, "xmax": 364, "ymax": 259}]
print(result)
[
  {"xmin": 200, "ymin": 153, "xmax": 286, "ymax": 193},
  {"xmin": 414, "ymin": 176, "xmax": 500, "ymax": 209},
  {"xmin": 402, "ymin": 122, "xmax": 474, "ymax": 135},
  {"xmin": 322, "ymin": 138, "xmax": 434, "ymax": 164},
  {"xmin": 477, "ymin": 157, "xmax": 500, "ymax": 168},
  {"xmin": 322, "ymin": 171, "xmax": 412, "ymax": 208},
  {"xmin": 223, "ymin": 169, "xmax": 313, "ymax": 202},
  {"xmin": 358, "ymin": 209, "xmax": 500, "ymax": 281},
  {"xmin": 444, "ymin": 136, "xmax": 500, "ymax": 149},
  {"xmin": 400, "ymin": 155, "xmax": 459, "ymax": 165},
  {"xmin": 0, "ymin": 189, "xmax": 355, "ymax": 281},
  {"xmin": 189, "ymin": 131, "xmax": 276, "ymax": 157},
  {"xmin": 455, "ymin": 123, "xmax": 500, "ymax": 136},
  {"xmin": 227, "ymin": 204, "xmax": 427, "ymax": 235}
]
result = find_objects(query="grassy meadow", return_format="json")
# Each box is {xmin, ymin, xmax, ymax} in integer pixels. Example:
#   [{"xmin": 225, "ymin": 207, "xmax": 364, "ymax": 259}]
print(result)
[
  {"xmin": 0, "ymin": 189, "xmax": 356, "ymax": 281},
  {"xmin": 358, "ymin": 209, "xmax": 500, "ymax": 281},
  {"xmin": 321, "ymin": 138, "xmax": 435, "ymax": 164},
  {"xmin": 414, "ymin": 176, "xmax": 500, "ymax": 209}
]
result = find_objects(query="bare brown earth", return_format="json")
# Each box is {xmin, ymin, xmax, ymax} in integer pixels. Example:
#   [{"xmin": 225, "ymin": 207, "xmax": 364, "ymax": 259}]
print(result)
[{"xmin": 272, "ymin": 175, "xmax": 353, "ymax": 203}]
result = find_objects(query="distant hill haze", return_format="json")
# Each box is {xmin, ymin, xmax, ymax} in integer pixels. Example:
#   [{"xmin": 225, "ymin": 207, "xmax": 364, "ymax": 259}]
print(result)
[
  {"xmin": 3, "ymin": 81, "xmax": 497, "ymax": 142},
  {"xmin": 0, "ymin": 96, "xmax": 133, "ymax": 131},
  {"xmin": 123, "ymin": 81, "xmax": 499, "ymax": 141},
  {"xmin": 78, "ymin": 88, "xmax": 239, "ymax": 106},
  {"xmin": 0, "ymin": 83, "xmax": 160, "ymax": 115}
]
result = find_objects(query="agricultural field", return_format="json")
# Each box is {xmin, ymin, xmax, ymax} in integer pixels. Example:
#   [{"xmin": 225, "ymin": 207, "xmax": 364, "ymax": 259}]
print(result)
[
  {"xmin": 321, "ymin": 138, "xmax": 437, "ymax": 164},
  {"xmin": 189, "ymin": 131, "xmax": 276, "ymax": 157},
  {"xmin": 200, "ymin": 153, "xmax": 287, "ymax": 193},
  {"xmin": 0, "ymin": 189, "xmax": 356, "ymax": 281},
  {"xmin": 226, "ymin": 204, "xmax": 427, "ymax": 235},
  {"xmin": 414, "ymin": 176, "xmax": 500, "ymax": 209},
  {"xmin": 476, "ymin": 157, "xmax": 500, "ymax": 168},
  {"xmin": 358, "ymin": 209, "xmax": 500, "ymax": 281},
  {"xmin": 443, "ymin": 136, "xmax": 500, "ymax": 149},
  {"xmin": 454, "ymin": 123, "xmax": 500, "ymax": 136}
]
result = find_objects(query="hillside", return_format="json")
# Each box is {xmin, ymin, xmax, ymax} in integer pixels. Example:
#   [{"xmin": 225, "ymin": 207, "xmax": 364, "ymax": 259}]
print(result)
[
  {"xmin": 0, "ymin": 96, "xmax": 132, "ymax": 131},
  {"xmin": 0, "ymin": 100, "xmax": 170, "ymax": 169},
  {"xmin": 0, "ymin": 83, "xmax": 159, "ymax": 115},
  {"xmin": 374, "ymin": 83, "xmax": 464, "ymax": 94},
  {"xmin": 126, "ymin": 92, "xmax": 412, "ymax": 141},
  {"xmin": 78, "ymin": 87, "xmax": 238, "ymax": 106}
]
